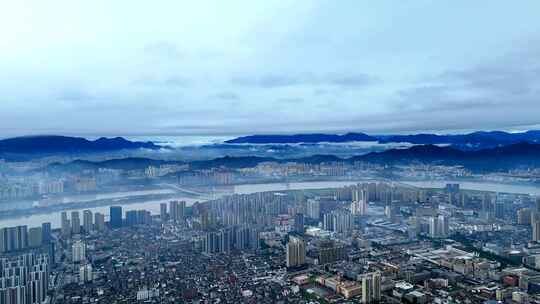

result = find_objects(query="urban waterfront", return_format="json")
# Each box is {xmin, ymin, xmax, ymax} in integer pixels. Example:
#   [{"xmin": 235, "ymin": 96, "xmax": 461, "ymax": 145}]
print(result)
[{"xmin": 2, "ymin": 180, "xmax": 540, "ymax": 229}]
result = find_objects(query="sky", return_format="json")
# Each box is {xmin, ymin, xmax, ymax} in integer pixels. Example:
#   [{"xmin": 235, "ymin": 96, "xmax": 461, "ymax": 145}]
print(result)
[{"xmin": 1, "ymin": 1, "xmax": 540, "ymax": 137}]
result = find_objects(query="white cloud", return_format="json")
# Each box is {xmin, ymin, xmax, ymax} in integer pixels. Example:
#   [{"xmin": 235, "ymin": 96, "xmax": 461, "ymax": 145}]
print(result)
[{"xmin": 0, "ymin": 1, "xmax": 539, "ymax": 136}]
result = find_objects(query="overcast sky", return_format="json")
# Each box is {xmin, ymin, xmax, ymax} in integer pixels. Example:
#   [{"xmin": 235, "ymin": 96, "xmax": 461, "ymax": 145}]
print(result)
[{"xmin": 1, "ymin": 1, "xmax": 540, "ymax": 137}]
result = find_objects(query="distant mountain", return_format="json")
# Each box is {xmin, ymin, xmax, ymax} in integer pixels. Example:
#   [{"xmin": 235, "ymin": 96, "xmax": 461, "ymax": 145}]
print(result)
[
  {"xmin": 47, "ymin": 142, "xmax": 540, "ymax": 173},
  {"xmin": 47, "ymin": 157, "xmax": 181, "ymax": 173},
  {"xmin": 225, "ymin": 130, "xmax": 540, "ymax": 149},
  {"xmin": 191, "ymin": 156, "xmax": 275, "ymax": 170},
  {"xmin": 378, "ymin": 130, "xmax": 540, "ymax": 147},
  {"xmin": 0, "ymin": 135, "xmax": 162, "ymax": 154},
  {"xmin": 355, "ymin": 142, "xmax": 540, "ymax": 171},
  {"xmin": 225, "ymin": 132, "xmax": 377, "ymax": 144}
]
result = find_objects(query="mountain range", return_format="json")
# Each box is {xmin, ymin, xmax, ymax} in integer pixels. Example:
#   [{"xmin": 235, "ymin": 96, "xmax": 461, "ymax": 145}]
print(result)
[
  {"xmin": 225, "ymin": 132, "xmax": 377, "ymax": 144},
  {"xmin": 225, "ymin": 130, "xmax": 540, "ymax": 149},
  {"xmin": 0, "ymin": 135, "xmax": 161, "ymax": 155},
  {"xmin": 46, "ymin": 142, "xmax": 540, "ymax": 173}
]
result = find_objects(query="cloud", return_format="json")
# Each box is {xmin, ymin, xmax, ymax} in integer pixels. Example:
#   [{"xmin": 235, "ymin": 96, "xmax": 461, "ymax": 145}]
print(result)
[
  {"xmin": 56, "ymin": 88, "xmax": 97, "ymax": 102},
  {"xmin": 1, "ymin": 1, "xmax": 540, "ymax": 136},
  {"xmin": 212, "ymin": 91, "xmax": 240, "ymax": 100},
  {"xmin": 132, "ymin": 75, "xmax": 191, "ymax": 87},
  {"xmin": 326, "ymin": 73, "xmax": 376, "ymax": 87},
  {"xmin": 143, "ymin": 41, "xmax": 184, "ymax": 59},
  {"xmin": 232, "ymin": 73, "xmax": 376, "ymax": 89},
  {"xmin": 277, "ymin": 97, "xmax": 304, "ymax": 104},
  {"xmin": 232, "ymin": 74, "xmax": 301, "ymax": 88}
]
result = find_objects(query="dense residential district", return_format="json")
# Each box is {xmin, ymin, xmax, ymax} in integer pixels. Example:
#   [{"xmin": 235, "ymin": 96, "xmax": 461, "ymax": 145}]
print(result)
[{"xmin": 3, "ymin": 180, "xmax": 540, "ymax": 303}]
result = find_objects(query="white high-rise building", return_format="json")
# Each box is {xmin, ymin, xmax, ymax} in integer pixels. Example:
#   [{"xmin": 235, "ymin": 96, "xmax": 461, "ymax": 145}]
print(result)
[
  {"xmin": 79, "ymin": 264, "xmax": 93, "ymax": 282},
  {"xmin": 323, "ymin": 210, "xmax": 353, "ymax": 233},
  {"xmin": 351, "ymin": 188, "xmax": 368, "ymax": 216},
  {"xmin": 362, "ymin": 272, "xmax": 381, "ymax": 304},
  {"xmin": 429, "ymin": 216, "xmax": 439, "ymax": 238},
  {"xmin": 438, "ymin": 215, "xmax": 449, "ymax": 237},
  {"xmin": 72, "ymin": 240, "xmax": 86, "ymax": 263}
]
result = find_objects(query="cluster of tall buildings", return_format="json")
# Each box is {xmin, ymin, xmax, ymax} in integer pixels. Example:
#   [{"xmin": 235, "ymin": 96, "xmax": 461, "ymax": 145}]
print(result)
[
  {"xmin": 125, "ymin": 209, "xmax": 152, "ymax": 226},
  {"xmin": 338, "ymin": 182, "xmax": 417, "ymax": 205},
  {"xmin": 0, "ymin": 254, "xmax": 49, "ymax": 304},
  {"xmin": 210, "ymin": 192, "xmax": 290, "ymax": 227},
  {"xmin": 201, "ymin": 226, "xmax": 260, "ymax": 254},
  {"xmin": 323, "ymin": 210, "xmax": 353, "ymax": 233},
  {"xmin": 0, "ymin": 223, "xmax": 51, "ymax": 253},
  {"xmin": 160, "ymin": 200, "xmax": 186, "ymax": 223},
  {"xmin": 479, "ymin": 193, "xmax": 506, "ymax": 221},
  {"xmin": 61, "ymin": 209, "xmax": 106, "ymax": 237},
  {"xmin": 428, "ymin": 215, "xmax": 450, "ymax": 238},
  {"xmin": 350, "ymin": 187, "xmax": 368, "ymax": 216}
]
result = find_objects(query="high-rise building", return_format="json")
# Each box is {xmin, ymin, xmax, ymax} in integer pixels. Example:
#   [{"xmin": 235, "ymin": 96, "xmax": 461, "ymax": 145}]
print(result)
[
  {"xmin": 0, "ymin": 253, "xmax": 49, "ymax": 304},
  {"xmin": 533, "ymin": 214, "xmax": 540, "ymax": 243},
  {"xmin": 286, "ymin": 236, "xmax": 306, "ymax": 268},
  {"xmin": 202, "ymin": 229, "xmax": 233, "ymax": 254},
  {"xmin": 0, "ymin": 225, "xmax": 29, "ymax": 252},
  {"xmin": 428, "ymin": 215, "xmax": 450, "ymax": 238},
  {"xmin": 179, "ymin": 201, "xmax": 186, "ymax": 221},
  {"xmin": 72, "ymin": 240, "xmax": 86, "ymax": 263},
  {"xmin": 494, "ymin": 201, "xmax": 505, "ymax": 219},
  {"xmin": 294, "ymin": 213, "xmax": 305, "ymax": 235},
  {"xmin": 138, "ymin": 210, "xmax": 152, "ymax": 225},
  {"xmin": 169, "ymin": 200, "xmax": 186, "ymax": 222},
  {"xmin": 41, "ymin": 222, "xmax": 52, "ymax": 244},
  {"xmin": 323, "ymin": 210, "xmax": 353, "ymax": 233},
  {"xmin": 317, "ymin": 240, "xmax": 346, "ymax": 265},
  {"xmin": 71, "ymin": 211, "xmax": 81, "ymax": 235},
  {"xmin": 306, "ymin": 199, "xmax": 320, "ymax": 220},
  {"xmin": 170, "ymin": 200, "xmax": 179, "ymax": 222},
  {"xmin": 233, "ymin": 226, "xmax": 259, "ymax": 251},
  {"xmin": 110, "ymin": 206, "xmax": 123, "ymax": 228},
  {"xmin": 408, "ymin": 216, "xmax": 420, "ymax": 239},
  {"xmin": 429, "ymin": 216, "xmax": 439, "ymax": 238},
  {"xmin": 126, "ymin": 210, "xmax": 138, "ymax": 226},
  {"xmin": 362, "ymin": 272, "xmax": 381, "ymax": 304},
  {"xmin": 83, "ymin": 210, "xmax": 93, "ymax": 233},
  {"xmin": 79, "ymin": 264, "xmax": 93, "ymax": 283},
  {"xmin": 160, "ymin": 203, "xmax": 168, "ymax": 221},
  {"xmin": 481, "ymin": 194, "xmax": 494, "ymax": 221},
  {"xmin": 61, "ymin": 211, "xmax": 71, "ymax": 237},
  {"xmin": 438, "ymin": 215, "xmax": 450, "ymax": 237},
  {"xmin": 517, "ymin": 208, "xmax": 532, "ymax": 225},
  {"xmin": 94, "ymin": 212, "xmax": 106, "ymax": 231},
  {"xmin": 351, "ymin": 188, "xmax": 368, "ymax": 216},
  {"xmin": 28, "ymin": 227, "xmax": 43, "ymax": 248}
]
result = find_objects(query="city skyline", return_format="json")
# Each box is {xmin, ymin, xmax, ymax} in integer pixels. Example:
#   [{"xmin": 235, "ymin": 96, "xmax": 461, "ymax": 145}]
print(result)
[
  {"xmin": 1, "ymin": 1, "xmax": 540, "ymax": 136},
  {"xmin": 3, "ymin": 2, "xmax": 540, "ymax": 303}
]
